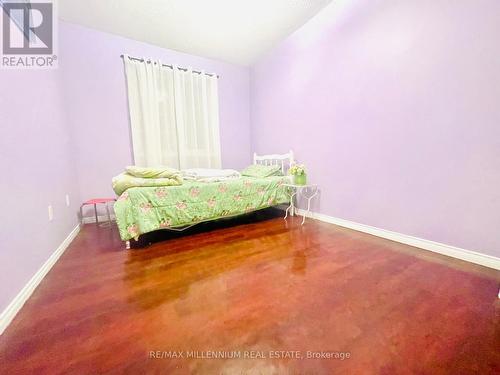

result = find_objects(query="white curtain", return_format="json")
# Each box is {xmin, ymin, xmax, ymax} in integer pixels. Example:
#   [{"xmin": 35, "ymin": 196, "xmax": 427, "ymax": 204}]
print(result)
[{"xmin": 123, "ymin": 55, "xmax": 222, "ymax": 169}]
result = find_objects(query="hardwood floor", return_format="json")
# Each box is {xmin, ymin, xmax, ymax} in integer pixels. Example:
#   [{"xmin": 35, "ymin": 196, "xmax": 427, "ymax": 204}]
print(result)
[{"xmin": 0, "ymin": 209, "xmax": 499, "ymax": 374}]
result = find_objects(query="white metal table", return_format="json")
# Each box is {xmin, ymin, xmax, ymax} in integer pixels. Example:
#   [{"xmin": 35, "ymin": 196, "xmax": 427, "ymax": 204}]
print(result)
[{"xmin": 284, "ymin": 184, "xmax": 318, "ymax": 225}]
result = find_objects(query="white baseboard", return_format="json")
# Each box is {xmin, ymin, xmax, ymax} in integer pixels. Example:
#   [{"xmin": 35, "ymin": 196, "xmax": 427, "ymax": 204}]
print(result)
[
  {"xmin": 82, "ymin": 214, "xmax": 116, "ymax": 224},
  {"xmin": 0, "ymin": 224, "xmax": 81, "ymax": 335},
  {"xmin": 296, "ymin": 209, "xmax": 500, "ymax": 270}
]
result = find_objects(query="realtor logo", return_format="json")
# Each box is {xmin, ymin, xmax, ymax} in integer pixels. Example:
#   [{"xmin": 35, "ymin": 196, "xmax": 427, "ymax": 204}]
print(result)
[{"xmin": 1, "ymin": 0, "xmax": 57, "ymax": 68}]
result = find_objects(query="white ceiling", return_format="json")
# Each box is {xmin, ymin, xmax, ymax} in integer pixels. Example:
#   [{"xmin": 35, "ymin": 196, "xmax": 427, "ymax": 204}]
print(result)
[{"xmin": 59, "ymin": 0, "xmax": 333, "ymax": 66}]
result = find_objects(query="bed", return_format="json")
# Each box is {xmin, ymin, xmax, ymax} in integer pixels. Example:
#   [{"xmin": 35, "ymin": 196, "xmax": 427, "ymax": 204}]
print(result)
[{"xmin": 114, "ymin": 151, "xmax": 294, "ymax": 249}]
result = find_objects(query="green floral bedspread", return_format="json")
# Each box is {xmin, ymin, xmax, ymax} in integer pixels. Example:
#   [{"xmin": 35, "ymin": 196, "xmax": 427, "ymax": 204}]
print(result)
[{"xmin": 114, "ymin": 176, "xmax": 290, "ymax": 241}]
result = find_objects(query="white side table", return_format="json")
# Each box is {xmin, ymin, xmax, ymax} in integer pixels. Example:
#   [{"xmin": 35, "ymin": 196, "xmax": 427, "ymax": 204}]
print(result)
[{"xmin": 284, "ymin": 184, "xmax": 318, "ymax": 225}]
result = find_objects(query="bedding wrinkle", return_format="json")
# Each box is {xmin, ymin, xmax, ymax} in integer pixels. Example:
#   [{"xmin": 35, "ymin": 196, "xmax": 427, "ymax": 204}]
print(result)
[{"xmin": 182, "ymin": 168, "xmax": 241, "ymax": 182}]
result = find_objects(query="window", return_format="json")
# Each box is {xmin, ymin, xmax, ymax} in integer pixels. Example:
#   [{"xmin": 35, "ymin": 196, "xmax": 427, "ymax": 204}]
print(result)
[{"xmin": 123, "ymin": 55, "xmax": 221, "ymax": 168}]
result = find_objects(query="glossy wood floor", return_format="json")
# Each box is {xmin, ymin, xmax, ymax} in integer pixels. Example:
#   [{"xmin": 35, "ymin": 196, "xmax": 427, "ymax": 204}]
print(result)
[{"xmin": 1, "ymin": 209, "xmax": 499, "ymax": 374}]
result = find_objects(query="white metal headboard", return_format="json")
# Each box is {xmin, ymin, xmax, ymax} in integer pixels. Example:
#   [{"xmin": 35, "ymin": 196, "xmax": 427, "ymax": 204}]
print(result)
[{"xmin": 253, "ymin": 150, "xmax": 294, "ymax": 174}]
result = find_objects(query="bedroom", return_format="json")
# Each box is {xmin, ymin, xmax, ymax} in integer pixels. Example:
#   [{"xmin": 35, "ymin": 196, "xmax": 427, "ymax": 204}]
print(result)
[{"xmin": 1, "ymin": 0, "xmax": 499, "ymax": 373}]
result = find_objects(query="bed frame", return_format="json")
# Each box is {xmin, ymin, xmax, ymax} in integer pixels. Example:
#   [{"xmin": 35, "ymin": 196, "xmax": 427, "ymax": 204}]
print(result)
[
  {"xmin": 124, "ymin": 150, "xmax": 295, "ymax": 249},
  {"xmin": 253, "ymin": 150, "xmax": 294, "ymax": 174}
]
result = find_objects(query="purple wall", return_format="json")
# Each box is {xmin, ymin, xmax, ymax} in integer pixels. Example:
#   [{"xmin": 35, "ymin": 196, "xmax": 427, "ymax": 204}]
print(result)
[
  {"xmin": 251, "ymin": 0, "xmax": 500, "ymax": 257},
  {"xmin": 59, "ymin": 21, "xmax": 251, "ymax": 212},
  {"xmin": 0, "ymin": 68, "xmax": 81, "ymax": 312}
]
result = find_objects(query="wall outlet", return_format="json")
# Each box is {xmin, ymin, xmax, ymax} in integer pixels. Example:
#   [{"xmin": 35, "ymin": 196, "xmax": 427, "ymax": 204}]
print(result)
[
  {"xmin": 48, "ymin": 205, "xmax": 54, "ymax": 221},
  {"xmin": 65, "ymin": 194, "xmax": 70, "ymax": 207}
]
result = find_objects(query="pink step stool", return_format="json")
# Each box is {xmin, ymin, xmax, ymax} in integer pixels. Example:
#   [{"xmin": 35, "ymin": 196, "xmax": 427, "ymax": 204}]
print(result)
[{"xmin": 80, "ymin": 198, "xmax": 116, "ymax": 226}]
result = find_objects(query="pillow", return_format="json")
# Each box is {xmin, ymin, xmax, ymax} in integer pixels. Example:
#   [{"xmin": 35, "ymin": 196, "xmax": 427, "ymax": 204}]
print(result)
[
  {"xmin": 125, "ymin": 166, "xmax": 181, "ymax": 179},
  {"xmin": 241, "ymin": 164, "xmax": 282, "ymax": 178}
]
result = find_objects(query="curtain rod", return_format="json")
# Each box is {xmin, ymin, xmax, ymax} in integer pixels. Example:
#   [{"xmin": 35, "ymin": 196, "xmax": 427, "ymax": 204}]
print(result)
[{"xmin": 120, "ymin": 54, "xmax": 219, "ymax": 78}]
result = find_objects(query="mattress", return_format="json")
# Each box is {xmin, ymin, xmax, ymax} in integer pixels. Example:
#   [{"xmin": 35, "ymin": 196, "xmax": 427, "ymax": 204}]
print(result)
[{"xmin": 114, "ymin": 176, "xmax": 290, "ymax": 241}]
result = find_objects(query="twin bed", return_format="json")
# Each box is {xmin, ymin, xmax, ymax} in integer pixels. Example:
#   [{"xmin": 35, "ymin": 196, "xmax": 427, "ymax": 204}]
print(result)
[{"xmin": 113, "ymin": 151, "xmax": 294, "ymax": 249}]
